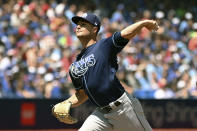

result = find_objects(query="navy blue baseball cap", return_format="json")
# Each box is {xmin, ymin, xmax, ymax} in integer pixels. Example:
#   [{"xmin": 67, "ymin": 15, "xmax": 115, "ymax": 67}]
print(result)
[{"xmin": 72, "ymin": 13, "xmax": 101, "ymax": 31}]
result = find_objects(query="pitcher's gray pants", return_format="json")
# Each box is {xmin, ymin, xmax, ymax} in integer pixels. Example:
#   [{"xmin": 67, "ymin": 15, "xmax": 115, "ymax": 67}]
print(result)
[{"xmin": 79, "ymin": 92, "xmax": 152, "ymax": 131}]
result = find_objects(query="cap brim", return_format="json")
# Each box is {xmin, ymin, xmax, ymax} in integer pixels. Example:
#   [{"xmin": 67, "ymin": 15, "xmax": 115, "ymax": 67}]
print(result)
[
  {"xmin": 71, "ymin": 15, "xmax": 100, "ymax": 32},
  {"xmin": 72, "ymin": 16, "xmax": 91, "ymax": 25}
]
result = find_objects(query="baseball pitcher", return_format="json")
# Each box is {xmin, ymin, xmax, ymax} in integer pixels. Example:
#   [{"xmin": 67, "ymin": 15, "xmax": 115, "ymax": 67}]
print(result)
[{"xmin": 52, "ymin": 13, "xmax": 159, "ymax": 131}]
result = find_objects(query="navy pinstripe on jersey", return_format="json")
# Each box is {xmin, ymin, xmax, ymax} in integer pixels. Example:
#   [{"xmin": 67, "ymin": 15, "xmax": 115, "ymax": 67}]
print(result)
[{"xmin": 69, "ymin": 32, "xmax": 129, "ymax": 107}]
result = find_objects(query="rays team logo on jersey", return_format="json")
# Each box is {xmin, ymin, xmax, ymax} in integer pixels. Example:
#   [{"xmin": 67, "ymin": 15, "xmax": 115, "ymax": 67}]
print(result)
[{"xmin": 70, "ymin": 54, "xmax": 96, "ymax": 78}]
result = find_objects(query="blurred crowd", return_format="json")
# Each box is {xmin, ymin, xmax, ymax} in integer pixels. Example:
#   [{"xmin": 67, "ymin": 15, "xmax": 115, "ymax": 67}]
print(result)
[{"xmin": 0, "ymin": 0, "xmax": 197, "ymax": 99}]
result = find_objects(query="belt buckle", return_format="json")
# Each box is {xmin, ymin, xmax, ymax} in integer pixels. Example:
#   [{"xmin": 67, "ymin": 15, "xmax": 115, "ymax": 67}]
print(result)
[
  {"xmin": 101, "ymin": 101, "xmax": 121, "ymax": 113},
  {"xmin": 101, "ymin": 105, "xmax": 111, "ymax": 113}
]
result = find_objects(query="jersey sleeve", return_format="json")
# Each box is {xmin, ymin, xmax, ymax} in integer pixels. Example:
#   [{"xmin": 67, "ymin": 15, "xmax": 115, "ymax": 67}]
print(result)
[
  {"xmin": 99, "ymin": 32, "xmax": 129, "ymax": 56},
  {"xmin": 112, "ymin": 32, "xmax": 129, "ymax": 49}
]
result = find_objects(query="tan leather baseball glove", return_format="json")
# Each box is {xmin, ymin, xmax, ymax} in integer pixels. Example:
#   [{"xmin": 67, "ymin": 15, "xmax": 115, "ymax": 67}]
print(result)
[{"xmin": 52, "ymin": 100, "xmax": 78, "ymax": 124}]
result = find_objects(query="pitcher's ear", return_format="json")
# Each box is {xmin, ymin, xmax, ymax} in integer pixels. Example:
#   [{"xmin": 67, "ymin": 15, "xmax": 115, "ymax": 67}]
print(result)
[
  {"xmin": 93, "ymin": 26, "xmax": 99, "ymax": 34},
  {"xmin": 93, "ymin": 26, "xmax": 97, "ymax": 33}
]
